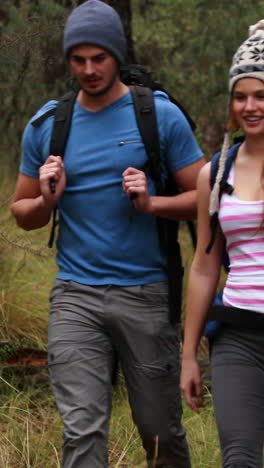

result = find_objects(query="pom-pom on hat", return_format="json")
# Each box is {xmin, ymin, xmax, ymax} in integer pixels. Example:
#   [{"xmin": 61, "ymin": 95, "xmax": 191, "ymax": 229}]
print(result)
[
  {"xmin": 209, "ymin": 20, "xmax": 264, "ymax": 218},
  {"xmin": 229, "ymin": 19, "xmax": 264, "ymax": 91},
  {"xmin": 63, "ymin": 0, "xmax": 127, "ymax": 64}
]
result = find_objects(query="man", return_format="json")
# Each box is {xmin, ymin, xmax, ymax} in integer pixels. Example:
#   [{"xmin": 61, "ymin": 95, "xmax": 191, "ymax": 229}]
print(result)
[{"xmin": 11, "ymin": 1, "xmax": 205, "ymax": 466}]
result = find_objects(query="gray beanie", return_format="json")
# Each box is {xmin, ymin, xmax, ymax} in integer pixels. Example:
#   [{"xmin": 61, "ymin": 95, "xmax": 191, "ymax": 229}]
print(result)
[{"xmin": 63, "ymin": 0, "xmax": 127, "ymax": 63}]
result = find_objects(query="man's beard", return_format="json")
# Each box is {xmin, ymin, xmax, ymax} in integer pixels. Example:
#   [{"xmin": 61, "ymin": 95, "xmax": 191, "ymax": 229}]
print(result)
[{"xmin": 81, "ymin": 70, "xmax": 118, "ymax": 97}]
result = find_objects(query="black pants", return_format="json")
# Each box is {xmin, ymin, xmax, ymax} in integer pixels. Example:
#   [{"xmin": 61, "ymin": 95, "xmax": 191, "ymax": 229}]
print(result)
[{"xmin": 210, "ymin": 325, "xmax": 264, "ymax": 468}]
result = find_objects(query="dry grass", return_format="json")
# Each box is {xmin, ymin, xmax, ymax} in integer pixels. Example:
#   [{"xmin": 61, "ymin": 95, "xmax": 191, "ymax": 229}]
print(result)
[
  {"xmin": 0, "ymin": 172, "xmax": 221, "ymax": 467},
  {"xmin": 0, "ymin": 367, "xmax": 221, "ymax": 467}
]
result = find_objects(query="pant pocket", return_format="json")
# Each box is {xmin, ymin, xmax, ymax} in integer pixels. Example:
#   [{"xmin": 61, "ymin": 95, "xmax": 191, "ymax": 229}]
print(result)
[
  {"xmin": 49, "ymin": 279, "xmax": 71, "ymax": 303},
  {"xmin": 141, "ymin": 282, "xmax": 168, "ymax": 306}
]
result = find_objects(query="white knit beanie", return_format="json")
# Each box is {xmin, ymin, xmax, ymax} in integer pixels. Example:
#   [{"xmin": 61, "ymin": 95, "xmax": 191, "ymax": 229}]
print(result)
[{"xmin": 229, "ymin": 19, "xmax": 264, "ymax": 91}]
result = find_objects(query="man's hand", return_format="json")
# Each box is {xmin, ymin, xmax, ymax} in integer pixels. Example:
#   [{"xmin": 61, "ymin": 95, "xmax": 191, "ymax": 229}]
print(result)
[
  {"xmin": 39, "ymin": 155, "xmax": 66, "ymax": 203},
  {"xmin": 122, "ymin": 167, "xmax": 153, "ymax": 214}
]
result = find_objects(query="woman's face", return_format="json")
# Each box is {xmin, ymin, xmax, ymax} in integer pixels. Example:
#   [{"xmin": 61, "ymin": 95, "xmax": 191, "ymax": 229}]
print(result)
[{"xmin": 231, "ymin": 78, "xmax": 264, "ymax": 137}]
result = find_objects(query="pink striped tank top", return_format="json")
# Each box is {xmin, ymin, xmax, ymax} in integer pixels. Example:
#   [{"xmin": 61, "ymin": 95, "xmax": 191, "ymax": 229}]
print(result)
[{"xmin": 219, "ymin": 164, "xmax": 264, "ymax": 314}]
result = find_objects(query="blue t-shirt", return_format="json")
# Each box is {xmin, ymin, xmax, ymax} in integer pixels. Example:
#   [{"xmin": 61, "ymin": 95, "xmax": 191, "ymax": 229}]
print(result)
[{"xmin": 20, "ymin": 90, "xmax": 203, "ymax": 285}]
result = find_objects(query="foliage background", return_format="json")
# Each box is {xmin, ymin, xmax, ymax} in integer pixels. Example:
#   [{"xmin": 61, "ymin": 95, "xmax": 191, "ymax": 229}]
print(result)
[
  {"xmin": 0, "ymin": 1, "xmax": 264, "ymax": 466},
  {"xmin": 2, "ymin": 0, "xmax": 262, "ymax": 341},
  {"xmin": 1, "ymin": 0, "xmax": 264, "ymax": 166}
]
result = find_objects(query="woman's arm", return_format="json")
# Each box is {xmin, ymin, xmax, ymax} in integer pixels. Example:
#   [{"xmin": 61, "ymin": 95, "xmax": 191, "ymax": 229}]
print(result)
[{"xmin": 180, "ymin": 162, "xmax": 225, "ymax": 412}]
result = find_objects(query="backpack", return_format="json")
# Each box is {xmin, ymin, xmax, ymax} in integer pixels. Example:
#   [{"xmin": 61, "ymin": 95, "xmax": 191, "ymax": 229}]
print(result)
[
  {"xmin": 206, "ymin": 141, "xmax": 243, "ymax": 261},
  {"xmin": 31, "ymin": 64, "xmax": 197, "ymax": 325},
  {"xmin": 205, "ymin": 140, "xmax": 242, "ymax": 337}
]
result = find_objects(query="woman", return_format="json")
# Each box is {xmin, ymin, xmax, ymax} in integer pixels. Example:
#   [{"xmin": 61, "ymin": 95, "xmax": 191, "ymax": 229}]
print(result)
[{"xmin": 180, "ymin": 20, "xmax": 264, "ymax": 468}]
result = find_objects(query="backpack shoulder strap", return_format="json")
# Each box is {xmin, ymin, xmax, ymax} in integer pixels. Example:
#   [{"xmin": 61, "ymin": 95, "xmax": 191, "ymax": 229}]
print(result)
[
  {"xmin": 209, "ymin": 150, "xmax": 221, "ymax": 188},
  {"xmin": 49, "ymin": 90, "xmax": 77, "ymax": 156},
  {"xmin": 210, "ymin": 143, "xmax": 240, "ymax": 190},
  {"xmin": 31, "ymin": 108, "xmax": 56, "ymax": 127},
  {"xmin": 158, "ymin": 87, "xmax": 196, "ymax": 131},
  {"xmin": 129, "ymin": 85, "xmax": 164, "ymax": 194},
  {"xmin": 48, "ymin": 90, "xmax": 77, "ymax": 248},
  {"xmin": 130, "ymin": 85, "xmax": 185, "ymax": 324},
  {"xmin": 206, "ymin": 143, "xmax": 241, "ymax": 254},
  {"xmin": 32, "ymin": 90, "xmax": 77, "ymax": 249},
  {"xmin": 31, "ymin": 90, "xmax": 77, "ymax": 156},
  {"xmin": 121, "ymin": 64, "xmax": 196, "ymax": 131}
]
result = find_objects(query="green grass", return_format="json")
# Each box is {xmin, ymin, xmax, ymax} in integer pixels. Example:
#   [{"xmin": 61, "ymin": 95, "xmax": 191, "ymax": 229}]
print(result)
[{"xmin": 184, "ymin": 391, "xmax": 221, "ymax": 467}]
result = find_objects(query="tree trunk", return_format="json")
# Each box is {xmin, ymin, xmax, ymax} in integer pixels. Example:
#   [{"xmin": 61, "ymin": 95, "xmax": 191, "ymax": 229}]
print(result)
[{"xmin": 99, "ymin": 0, "xmax": 136, "ymax": 63}]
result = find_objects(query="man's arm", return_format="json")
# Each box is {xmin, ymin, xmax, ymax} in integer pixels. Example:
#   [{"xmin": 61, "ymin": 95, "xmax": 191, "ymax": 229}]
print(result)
[
  {"xmin": 11, "ymin": 155, "xmax": 66, "ymax": 230},
  {"xmin": 122, "ymin": 157, "xmax": 206, "ymax": 221}
]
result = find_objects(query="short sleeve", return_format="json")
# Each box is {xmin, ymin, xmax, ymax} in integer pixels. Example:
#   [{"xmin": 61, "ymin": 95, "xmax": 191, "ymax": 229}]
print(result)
[
  {"xmin": 154, "ymin": 91, "xmax": 203, "ymax": 173},
  {"xmin": 19, "ymin": 100, "xmax": 58, "ymax": 178}
]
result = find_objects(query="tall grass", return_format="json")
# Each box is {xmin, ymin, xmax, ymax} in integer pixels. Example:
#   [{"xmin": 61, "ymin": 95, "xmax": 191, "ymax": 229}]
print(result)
[
  {"xmin": 0, "ymin": 368, "xmax": 62, "ymax": 468},
  {"xmin": 0, "ymin": 170, "xmax": 221, "ymax": 467},
  {"xmin": 0, "ymin": 367, "xmax": 221, "ymax": 467},
  {"xmin": 184, "ymin": 392, "xmax": 221, "ymax": 467},
  {"xmin": 0, "ymin": 168, "xmax": 55, "ymax": 349}
]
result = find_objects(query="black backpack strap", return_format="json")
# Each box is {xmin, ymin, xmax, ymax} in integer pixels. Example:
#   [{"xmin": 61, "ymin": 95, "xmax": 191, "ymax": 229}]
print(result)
[
  {"xmin": 206, "ymin": 143, "xmax": 241, "ymax": 254},
  {"xmin": 32, "ymin": 90, "xmax": 77, "ymax": 249},
  {"xmin": 130, "ymin": 85, "xmax": 185, "ymax": 324},
  {"xmin": 31, "ymin": 108, "xmax": 56, "ymax": 127},
  {"xmin": 47, "ymin": 206, "xmax": 59, "ymax": 249},
  {"xmin": 49, "ymin": 90, "xmax": 77, "ymax": 156},
  {"xmin": 121, "ymin": 64, "xmax": 196, "ymax": 132},
  {"xmin": 130, "ymin": 86, "xmax": 168, "ymax": 265},
  {"xmin": 48, "ymin": 90, "xmax": 77, "ymax": 248},
  {"xmin": 129, "ymin": 85, "xmax": 164, "ymax": 194},
  {"xmin": 157, "ymin": 87, "xmax": 196, "ymax": 132}
]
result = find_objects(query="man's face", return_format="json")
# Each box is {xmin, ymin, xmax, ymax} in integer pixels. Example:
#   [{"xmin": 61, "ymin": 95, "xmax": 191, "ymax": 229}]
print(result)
[{"xmin": 69, "ymin": 44, "xmax": 119, "ymax": 97}]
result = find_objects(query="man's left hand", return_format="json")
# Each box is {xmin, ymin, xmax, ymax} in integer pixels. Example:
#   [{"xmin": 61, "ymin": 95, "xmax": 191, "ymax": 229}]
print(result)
[{"xmin": 122, "ymin": 167, "xmax": 153, "ymax": 214}]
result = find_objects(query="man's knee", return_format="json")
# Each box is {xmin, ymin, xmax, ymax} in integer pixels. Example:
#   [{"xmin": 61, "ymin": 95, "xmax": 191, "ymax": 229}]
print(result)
[
  {"xmin": 141, "ymin": 424, "xmax": 191, "ymax": 467},
  {"xmin": 139, "ymin": 420, "xmax": 185, "ymax": 443}
]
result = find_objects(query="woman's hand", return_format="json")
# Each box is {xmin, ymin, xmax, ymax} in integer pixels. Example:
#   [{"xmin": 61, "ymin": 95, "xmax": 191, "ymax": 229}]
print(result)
[{"xmin": 180, "ymin": 357, "xmax": 204, "ymax": 413}]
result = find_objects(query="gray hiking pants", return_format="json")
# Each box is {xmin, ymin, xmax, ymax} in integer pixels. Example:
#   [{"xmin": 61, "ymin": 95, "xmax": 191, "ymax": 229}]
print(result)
[
  {"xmin": 48, "ymin": 280, "xmax": 191, "ymax": 468},
  {"xmin": 210, "ymin": 325, "xmax": 264, "ymax": 468}
]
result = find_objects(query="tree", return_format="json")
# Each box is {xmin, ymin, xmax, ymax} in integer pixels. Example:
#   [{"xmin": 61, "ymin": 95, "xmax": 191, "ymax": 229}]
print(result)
[
  {"xmin": 0, "ymin": 0, "xmax": 69, "ymax": 164},
  {"xmin": 132, "ymin": 0, "xmax": 264, "ymax": 154},
  {"xmin": 0, "ymin": 0, "xmax": 136, "ymax": 165},
  {"xmin": 1, "ymin": 0, "xmax": 264, "ymax": 165},
  {"xmin": 104, "ymin": 0, "xmax": 136, "ymax": 63}
]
